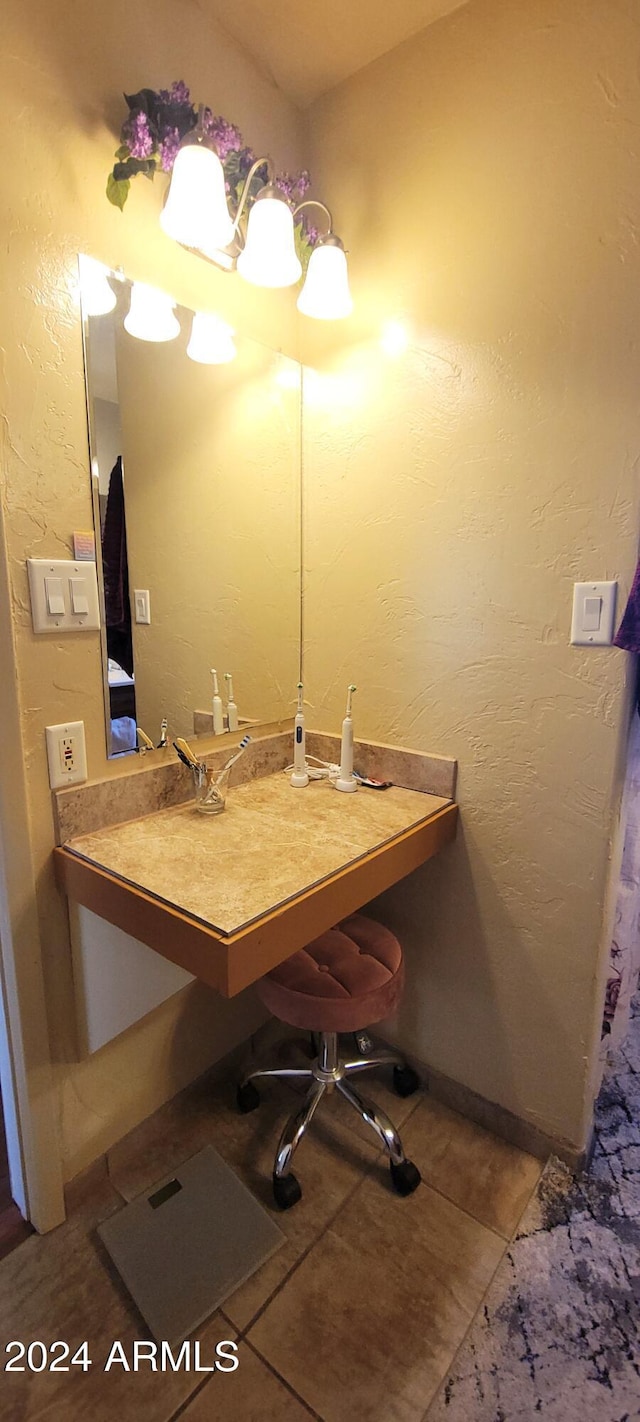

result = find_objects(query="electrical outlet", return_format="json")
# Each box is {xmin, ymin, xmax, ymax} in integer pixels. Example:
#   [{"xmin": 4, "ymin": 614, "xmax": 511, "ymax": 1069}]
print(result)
[{"xmin": 45, "ymin": 721, "xmax": 88, "ymax": 789}]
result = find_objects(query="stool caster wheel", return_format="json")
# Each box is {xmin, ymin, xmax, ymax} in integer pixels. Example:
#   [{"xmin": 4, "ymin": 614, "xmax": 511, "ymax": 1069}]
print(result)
[
  {"xmin": 237, "ymin": 1082, "xmax": 260, "ymax": 1114},
  {"xmin": 390, "ymin": 1159, "xmax": 421, "ymax": 1197},
  {"xmin": 393, "ymin": 1064, "xmax": 420, "ymax": 1098},
  {"xmin": 273, "ymin": 1173, "xmax": 302, "ymax": 1210}
]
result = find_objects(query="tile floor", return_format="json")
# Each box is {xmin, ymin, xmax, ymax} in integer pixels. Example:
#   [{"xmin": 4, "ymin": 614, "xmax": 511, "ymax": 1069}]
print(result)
[{"xmin": 0, "ymin": 1047, "xmax": 543, "ymax": 1421}]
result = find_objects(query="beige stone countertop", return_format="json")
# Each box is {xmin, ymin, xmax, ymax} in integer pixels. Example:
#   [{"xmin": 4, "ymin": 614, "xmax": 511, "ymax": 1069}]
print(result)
[{"xmin": 64, "ymin": 771, "xmax": 450, "ymax": 937}]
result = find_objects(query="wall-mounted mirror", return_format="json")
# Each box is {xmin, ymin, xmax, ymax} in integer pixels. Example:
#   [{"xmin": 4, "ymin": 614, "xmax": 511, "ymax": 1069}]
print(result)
[{"xmin": 79, "ymin": 257, "xmax": 302, "ymax": 757}]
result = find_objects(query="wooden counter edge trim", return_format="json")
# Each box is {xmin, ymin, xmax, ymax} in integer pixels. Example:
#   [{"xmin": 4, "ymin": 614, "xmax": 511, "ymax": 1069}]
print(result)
[
  {"xmin": 223, "ymin": 803, "xmax": 458, "ymax": 994},
  {"xmin": 53, "ymin": 848, "xmax": 230, "ymax": 992},
  {"xmin": 53, "ymin": 802, "xmax": 458, "ymax": 998}
]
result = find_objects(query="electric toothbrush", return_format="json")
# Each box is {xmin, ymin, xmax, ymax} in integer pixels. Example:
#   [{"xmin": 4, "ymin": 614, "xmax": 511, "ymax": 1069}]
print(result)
[
  {"xmin": 225, "ymin": 671, "xmax": 239, "ymax": 732},
  {"xmin": 210, "ymin": 668, "xmax": 224, "ymax": 735},
  {"xmin": 335, "ymin": 684, "xmax": 358, "ymax": 792},
  {"xmin": 290, "ymin": 682, "xmax": 309, "ymax": 787}
]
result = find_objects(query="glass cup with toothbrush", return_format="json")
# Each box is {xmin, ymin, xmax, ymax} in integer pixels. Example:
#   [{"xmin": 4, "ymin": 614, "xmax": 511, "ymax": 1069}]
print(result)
[{"xmin": 173, "ymin": 735, "xmax": 251, "ymax": 815}]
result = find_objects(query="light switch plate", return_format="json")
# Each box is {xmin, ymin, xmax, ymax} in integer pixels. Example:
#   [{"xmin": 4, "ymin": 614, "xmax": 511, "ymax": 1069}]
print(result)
[
  {"xmin": 571, "ymin": 580, "xmax": 617, "ymax": 646},
  {"xmin": 27, "ymin": 558, "xmax": 100, "ymax": 633},
  {"xmin": 134, "ymin": 589, "xmax": 151, "ymax": 625}
]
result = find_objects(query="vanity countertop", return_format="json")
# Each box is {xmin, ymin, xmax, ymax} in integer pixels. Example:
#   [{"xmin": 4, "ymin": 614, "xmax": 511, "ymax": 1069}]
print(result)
[
  {"xmin": 63, "ymin": 772, "xmax": 451, "ymax": 936},
  {"xmin": 55, "ymin": 764, "xmax": 457, "ymax": 996}
]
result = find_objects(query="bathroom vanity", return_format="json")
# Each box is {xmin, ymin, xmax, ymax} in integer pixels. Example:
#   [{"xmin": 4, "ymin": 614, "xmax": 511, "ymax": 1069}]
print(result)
[
  {"xmin": 71, "ymin": 259, "xmax": 457, "ymax": 1048},
  {"xmin": 53, "ymin": 730, "xmax": 457, "ymax": 1003}
]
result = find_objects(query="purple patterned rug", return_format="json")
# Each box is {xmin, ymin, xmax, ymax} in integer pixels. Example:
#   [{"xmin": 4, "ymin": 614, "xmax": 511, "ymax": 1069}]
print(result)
[{"xmin": 427, "ymin": 992, "xmax": 640, "ymax": 1421}]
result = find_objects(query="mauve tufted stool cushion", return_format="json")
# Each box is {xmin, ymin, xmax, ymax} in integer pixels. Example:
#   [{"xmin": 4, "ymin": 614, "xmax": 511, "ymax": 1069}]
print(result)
[{"xmin": 257, "ymin": 914, "xmax": 404, "ymax": 1033}]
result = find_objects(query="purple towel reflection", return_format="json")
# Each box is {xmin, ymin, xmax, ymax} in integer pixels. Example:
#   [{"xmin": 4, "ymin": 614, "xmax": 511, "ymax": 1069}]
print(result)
[{"xmin": 614, "ymin": 560, "xmax": 640, "ymax": 653}]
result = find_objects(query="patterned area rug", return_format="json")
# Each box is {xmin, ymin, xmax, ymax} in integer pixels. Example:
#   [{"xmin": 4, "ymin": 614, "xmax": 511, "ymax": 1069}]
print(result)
[{"xmin": 428, "ymin": 992, "xmax": 640, "ymax": 1421}]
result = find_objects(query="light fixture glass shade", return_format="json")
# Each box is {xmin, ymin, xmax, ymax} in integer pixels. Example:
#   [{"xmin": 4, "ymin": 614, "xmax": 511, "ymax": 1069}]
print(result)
[
  {"xmin": 237, "ymin": 191, "xmax": 302, "ymax": 288},
  {"xmin": 187, "ymin": 312, "xmax": 236, "ymax": 364},
  {"xmin": 160, "ymin": 142, "xmax": 235, "ymax": 252},
  {"xmin": 124, "ymin": 283, "xmax": 180, "ymax": 342},
  {"xmin": 297, "ymin": 241, "xmax": 353, "ymax": 320},
  {"xmin": 78, "ymin": 255, "xmax": 117, "ymax": 316}
]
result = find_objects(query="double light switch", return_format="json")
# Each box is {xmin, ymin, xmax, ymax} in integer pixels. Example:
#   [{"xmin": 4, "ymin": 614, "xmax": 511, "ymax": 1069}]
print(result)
[{"xmin": 27, "ymin": 558, "xmax": 101, "ymax": 633}]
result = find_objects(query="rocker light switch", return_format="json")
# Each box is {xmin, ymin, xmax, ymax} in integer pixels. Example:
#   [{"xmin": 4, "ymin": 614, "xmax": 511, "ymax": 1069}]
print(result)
[
  {"xmin": 582, "ymin": 596, "xmax": 602, "ymax": 632},
  {"xmin": 134, "ymin": 589, "xmax": 151, "ymax": 624},
  {"xmin": 570, "ymin": 581, "xmax": 617, "ymax": 646},
  {"xmin": 70, "ymin": 577, "xmax": 90, "ymax": 615},
  {"xmin": 45, "ymin": 576, "xmax": 65, "ymax": 616}
]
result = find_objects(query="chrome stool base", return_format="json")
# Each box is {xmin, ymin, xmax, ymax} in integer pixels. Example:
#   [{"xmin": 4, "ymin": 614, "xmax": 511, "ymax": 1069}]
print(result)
[{"xmin": 237, "ymin": 1031, "xmax": 421, "ymax": 1209}]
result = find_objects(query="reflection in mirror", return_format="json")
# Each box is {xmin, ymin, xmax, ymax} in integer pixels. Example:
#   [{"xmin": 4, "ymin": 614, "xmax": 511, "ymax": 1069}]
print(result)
[{"xmin": 79, "ymin": 258, "xmax": 302, "ymax": 758}]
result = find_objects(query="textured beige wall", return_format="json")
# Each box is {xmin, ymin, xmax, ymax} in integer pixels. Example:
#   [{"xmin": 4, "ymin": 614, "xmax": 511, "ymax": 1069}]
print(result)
[
  {"xmin": 4, "ymin": 0, "xmax": 639, "ymax": 1190},
  {"xmin": 114, "ymin": 319, "xmax": 301, "ymax": 742},
  {"xmin": 0, "ymin": 0, "xmax": 304, "ymax": 1180},
  {"xmin": 302, "ymin": 0, "xmax": 640, "ymax": 1151}
]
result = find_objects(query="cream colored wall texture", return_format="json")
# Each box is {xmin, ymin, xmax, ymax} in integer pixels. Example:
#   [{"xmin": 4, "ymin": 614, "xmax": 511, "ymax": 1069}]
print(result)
[
  {"xmin": 2, "ymin": 0, "xmax": 639, "ymax": 1192},
  {"xmin": 0, "ymin": 0, "xmax": 304, "ymax": 1181},
  {"xmin": 302, "ymin": 0, "xmax": 640, "ymax": 1152}
]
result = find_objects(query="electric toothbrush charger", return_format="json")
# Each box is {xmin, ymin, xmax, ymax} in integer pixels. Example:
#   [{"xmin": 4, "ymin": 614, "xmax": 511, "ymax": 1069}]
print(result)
[
  {"xmin": 290, "ymin": 770, "xmax": 310, "ymax": 788},
  {"xmin": 335, "ymin": 776, "xmax": 358, "ymax": 793}
]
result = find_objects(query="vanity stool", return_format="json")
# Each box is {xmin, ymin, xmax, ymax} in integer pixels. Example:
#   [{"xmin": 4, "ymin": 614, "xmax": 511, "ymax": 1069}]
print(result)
[{"xmin": 237, "ymin": 913, "xmax": 421, "ymax": 1210}]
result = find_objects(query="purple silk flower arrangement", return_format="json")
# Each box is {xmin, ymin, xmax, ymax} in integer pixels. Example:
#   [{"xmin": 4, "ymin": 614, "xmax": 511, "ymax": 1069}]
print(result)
[{"xmin": 107, "ymin": 81, "xmax": 320, "ymax": 258}]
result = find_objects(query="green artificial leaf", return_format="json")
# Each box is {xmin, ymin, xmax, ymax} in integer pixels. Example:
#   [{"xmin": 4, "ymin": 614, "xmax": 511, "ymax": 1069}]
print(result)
[
  {"xmin": 294, "ymin": 221, "xmax": 314, "ymax": 272},
  {"xmin": 113, "ymin": 157, "xmax": 156, "ymax": 181},
  {"xmin": 115, "ymin": 144, "xmax": 130, "ymax": 161},
  {"xmin": 107, "ymin": 173, "xmax": 130, "ymax": 210}
]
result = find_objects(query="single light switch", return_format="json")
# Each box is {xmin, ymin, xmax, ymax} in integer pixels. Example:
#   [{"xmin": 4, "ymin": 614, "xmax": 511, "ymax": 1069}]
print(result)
[
  {"xmin": 582, "ymin": 596, "xmax": 602, "ymax": 632},
  {"xmin": 45, "ymin": 576, "xmax": 65, "ymax": 616},
  {"xmin": 69, "ymin": 577, "xmax": 89, "ymax": 615},
  {"xmin": 571, "ymin": 581, "xmax": 617, "ymax": 646},
  {"xmin": 134, "ymin": 589, "xmax": 151, "ymax": 625}
]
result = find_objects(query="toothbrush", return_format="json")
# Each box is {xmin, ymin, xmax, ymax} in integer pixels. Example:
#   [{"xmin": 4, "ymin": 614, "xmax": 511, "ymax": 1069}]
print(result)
[
  {"xmin": 173, "ymin": 736, "xmax": 202, "ymax": 771},
  {"xmin": 219, "ymin": 733, "xmax": 251, "ymax": 777},
  {"xmin": 157, "ymin": 717, "xmax": 168, "ymax": 749},
  {"xmin": 225, "ymin": 671, "xmax": 239, "ymax": 733},
  {"xmin": 335, "ymin": 685, "xmax": 358, "ymax": 793},
  {"xmin": 210, "ymin": 668, "xmax": 224, "ymax": 735},
  {"xmin": 290, "ymin": 682, "xmax": 309, "ymax": 787}
]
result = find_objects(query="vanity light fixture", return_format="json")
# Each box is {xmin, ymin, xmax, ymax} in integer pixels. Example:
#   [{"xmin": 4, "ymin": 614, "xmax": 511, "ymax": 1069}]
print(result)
[
  {"xmin": 78, "ymin": 255, "xmax": 117, "ymax": 317},
  {"xmin": 296, "ymin": 237, "xmax": 352, "ymax": 320},
  {"xmin": 236, "ymin": 183, "xmax": 302, "ymax": 289},
  {"xmin": 294, "ymin": 202, "xmax": 353, "ymax": 320},
  {"xmin": 160, "ymin": 125, "xmax": 351, "ymax": 312},
  {"xmin": 109, "ymin": 86, "xmax": 353, "ymax": 318},
  {"xmin": 186, "ymin": 312, "xmax": 236, "ymax": 364},
  {"xmin": 124, "ymin": 282, "xmax": 180, "ymax": 342},
  {"xmin": 159, "ymin": 111, "xmax": 236, "ymax": 253}
]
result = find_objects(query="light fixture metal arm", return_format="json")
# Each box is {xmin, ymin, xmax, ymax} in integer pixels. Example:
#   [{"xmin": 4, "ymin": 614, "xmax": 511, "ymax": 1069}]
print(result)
[
  {"xmin": 232, "ymin": 156, "xmax": 274, "ymax": 235},
  {"xmin": 292, "ymin": 198, "xmax": 333, "ymax": 234}
]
